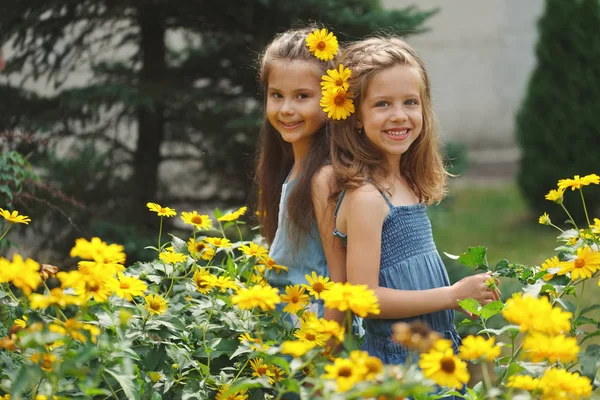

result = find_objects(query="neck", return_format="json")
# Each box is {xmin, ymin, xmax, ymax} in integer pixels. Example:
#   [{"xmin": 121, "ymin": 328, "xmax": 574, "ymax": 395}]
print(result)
[
  {"xmin": 289, "ymin": 137, "xmax": 314, "ymax": 178},
  {"xmin": 383, "ymin": 153, "xmax": 402, "ymax": 179}
]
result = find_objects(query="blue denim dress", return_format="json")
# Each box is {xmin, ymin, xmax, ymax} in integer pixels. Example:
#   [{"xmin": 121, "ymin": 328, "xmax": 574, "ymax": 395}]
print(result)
[
  {"xmin": 268, "ymin": 175, "xmax": 329, "ymax": 319},
  {"xmin": 333, "ymin": 189, "xmax": 462, "ymax": 364}
]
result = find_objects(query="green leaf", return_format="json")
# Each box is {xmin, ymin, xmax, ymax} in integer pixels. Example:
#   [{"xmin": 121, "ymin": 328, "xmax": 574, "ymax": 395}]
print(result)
[
  {"xmin": 444, "ymin": 246, "xmax": 488, "ymax": 269},
  {"xmin": 170, "ymin": 235, "xmax": 187, "ymax": 254},
  {"xmin": 106, "ymin": 367, "xmax": 140, "ymax": 400},
  {"xmin": 580, "ymin": 344, "xmax": 600, "ymax": 380},
  {"xmin": 457, "ymin": 298, "xmax": 481, "ymax": 316},
  {"xmin": 151, "ymin": 393, "xmax": 163, "ymax": 400},
  {"xmin": 9, "ymin": 365, "xmax": 43, "ymax": 397},
  {"xmin": 579, "ymin": 303, "xmax": 600, "ymax": 316},
  {"xmin": 480, "ymin": 300, "xmax": 504, "ymax": 321}
]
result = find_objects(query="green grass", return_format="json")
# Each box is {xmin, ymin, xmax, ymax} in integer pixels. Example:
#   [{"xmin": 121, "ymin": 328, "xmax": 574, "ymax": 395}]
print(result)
[{"xmin": 430, "ymin": 184, "xmax": 558, "ymax": 269}]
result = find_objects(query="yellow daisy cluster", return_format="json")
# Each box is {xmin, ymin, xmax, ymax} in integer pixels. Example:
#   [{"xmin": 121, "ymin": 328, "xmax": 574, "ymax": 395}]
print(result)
[
  {"xmin": 321, "ymin": 282, "xmax": 380, "ymax": 317},
  {"xmin": 322, "ymin": 350, "xmax": 383, "ymax": 392},
  {"xmin": 301, "ymin": 312, "xmax": 345, "ymax": 343},
  {"xmin": 320, "ymin": 64, "xmax": 355, "ymax": 120},
  {"xmin": 508, "ymin": 368, "xmax": 592, "ymax": 399},
  {"xmin": 545, "ymin": 173, "xmax": 599, "ymax": 204},
  {"xmin": 419, "ymin": 339, "xmax": 470, "ymax": 390},
  {"xmin": 458, "ymin": 335, "xmax": 501, "ymax": 362},
  {"xmin": 0, "ymin": 254, "xmax": 41, "ymax": 295},
  {"xmin": 502, "ymin": 293, "xmax": 572, "ymax": 335},
  {"xmin": 187, "ymin": 237, "xmax": 215, "ymax": 261},
  {"xmin": 230, "ymin": 284, "xmax": 280, "ymax": 311},
  {"xmin": 192, "ymin": 268, "xmax": 239, "ymax": 295}
]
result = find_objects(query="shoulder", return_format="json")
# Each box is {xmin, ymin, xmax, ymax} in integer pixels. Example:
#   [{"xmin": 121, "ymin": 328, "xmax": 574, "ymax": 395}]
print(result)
[
  {"xmin": 311, "ymin": 165, "xmax": 336, "ymax": 200},
  {"xmin": 345, "ymin": 183, "xmax": 388, "ymax": 220},
  {"xmin": 311, "ymin": 164, "xmax": 335, "ymax": 190}
]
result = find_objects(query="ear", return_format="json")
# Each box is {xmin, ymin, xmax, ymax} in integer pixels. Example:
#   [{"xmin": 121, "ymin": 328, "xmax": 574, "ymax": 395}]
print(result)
[{"xmin": 356, "ymin": 117, "xmax": 363, "ymax": 129}]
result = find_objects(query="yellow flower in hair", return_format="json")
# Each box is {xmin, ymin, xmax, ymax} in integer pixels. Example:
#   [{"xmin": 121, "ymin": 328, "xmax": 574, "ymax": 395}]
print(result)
[
  {"xmin": 321, "ymin": 64, "xmax": 351, "ymax": 94},
  {"xmin": 320, "ymin": 89, "xmax": 355, "ymax": 120},
  {"xmin": 306, "ymin": 28, "xmax": 338, "ymax": 61}
]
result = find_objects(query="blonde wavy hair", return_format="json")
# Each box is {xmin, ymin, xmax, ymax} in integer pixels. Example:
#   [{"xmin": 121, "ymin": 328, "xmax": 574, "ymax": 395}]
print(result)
[{"xmin": 330, "ymin": 36, "xmax": 447, "ymax": 204}]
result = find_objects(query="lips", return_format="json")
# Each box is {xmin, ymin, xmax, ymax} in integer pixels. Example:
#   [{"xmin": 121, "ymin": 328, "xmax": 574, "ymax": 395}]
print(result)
[
  {"xmin": 279, "ymin": 121, "xmax": 303, "ymax": 130},
  {"xmin": 384, "ymin": 128, "xmax": 410, "ymax": 140}
]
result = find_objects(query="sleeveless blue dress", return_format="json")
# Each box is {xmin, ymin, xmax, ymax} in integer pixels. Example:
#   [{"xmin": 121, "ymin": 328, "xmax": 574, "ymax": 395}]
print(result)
[{"xmin": 333, "ymin": 188, "xmax": 461, "ymax": 364}]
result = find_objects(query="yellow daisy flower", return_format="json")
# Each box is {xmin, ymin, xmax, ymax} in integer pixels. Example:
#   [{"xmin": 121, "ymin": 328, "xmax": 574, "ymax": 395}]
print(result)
[
  {"xmin": 540, "ymin": 255, "xmax": 560, "ymax": 281},
  {"xmin": 249, "ymin": 358, "xmax": 274, "ymax": 381},
  {"xmin": 260, "ymin": 256, "xmax": 288, "ymax": 274},
  {"xmin": 506, "ymin": 375, "xmax": 541, "ymax": 391},
  {"xmin": 14, "ymin": 316, "xmax": 27, "ymax": 329},
  {"xmin": 545, "ymin": 188, "xmax": 565, "ymax": 203},
  {"xmin": 239, "ymin": 242, "xmax": 269, "ymax": 260},
  {"xmin": 204, "ymin": 237, "xmax": 232, "ymax": 249},
  {"xmin": 293, "ymin": 328, "xmax": 327, "ymax": 347},
  {"xmin": 349, "ymin": 350, "xmax": 383, "ymax": 380},
  {"xmin": 305, "ymin": 28, "xmax": 338, "ymax": 61},
  {"xmin": 107, "ymin": 272, "xmax": 147, "ymax": 301},
  {"xmin": 187, "ymin": 237, "xmax": 207, "ymax": 256},
  {"xmin": 301, "ymin": 271, "xmax": 333, "ymax": 299},
  {"xmin": 159, "ymin": 250, "xmax": 188, "ymax": 264},
  {"xmin": 558, "ymin": 245, "xmax": 600, "ymax": 280},
  {"xmin": 419, "ymin": 341, "xmax": 470, "ymax": 389},
  {"xmin": 181, "ymin": 211, "xmax": 213, "ymax": 230},
  {"xmin": 522, "ymin": 332, "xmax": 579, "ymax": 363},
  {"xmin": 144, "ymin": 293, "xmax": 168, "ymax": 315},
  {"xmin": 230, "ymin": 284, "xmax": 280, "ymax": 311},
  {"xmin": 70, "ymin": 237, "xmax": 126, "ymax": 264},
  {"xmin": 280, "ymin": 285, "xmax": 310, "ymax": 314},
  {"xmin": 217, "ymin": 206, "xmax": 247, "ymax": 222},
  {"xmin": 193, "ymin": 268, "xmax": 217, "ymax": 294},
  {"xmin": 590, "ymin": 217, "xmax": 600, "ymax": 234},
  {"xmin": 321, "ymin": 64, "xmax": 351, "ymax": 94},
  {"xmin": 558, "ymin": 174, "xmax": 600, "ymax": 191},
  {"xmin": 199, "ymin": 247, "xmax": 215, "ymax": 261},
  {"xmin": 502, "ymin": 293, "xmax": 572, "ymax": 334},
  {"xmin": 458, "ymin": 335, "xmax": 501, "ymax": 361},
  {"xmin": 322, "ymin": 357, "xmax": 367, "ymax": 392},
  {"xmin": 321, "ymin": 282, "xmax": 380, "ymax": 317},
  {"xmin": 29, "ymin": 352, "xmax": 57, "ymax": 372},
  {"xmin": 538, "ymin": 212, "xmax": 550, "ymax": 225},
  {"xmin": 238, "ymin": 332, "xmax": 268, "ymax": 351},
  {"xmin": 539, "ymin": 368, "xmax": 592, "ymax": 399},
  {"xmin": 280, "ymin": 340, "xmax": 316, "ymax": 358},
  {"xmin": 213, "ymin": 275, "xmax": 239, "ymax": 292},
  {"xmin": 0, "ymin": 208, "xmax": 31, "ymax": 224},
  {"xmin": 215, "ymin": 384, "xmax": 248, "ymax": 400},
  {"xmin": 320, "ymin": 89, "xmax": 355, "ymax": 120},
  {"xmin": 146, "ymin": 202, "xmax": 176, "ymax": 217}
]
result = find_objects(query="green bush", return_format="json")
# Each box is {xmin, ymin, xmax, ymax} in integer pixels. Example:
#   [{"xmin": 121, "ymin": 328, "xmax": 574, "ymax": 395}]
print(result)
[{"xmin": 516, "ymin": 0, "xmax": 600, "ymax": 221}]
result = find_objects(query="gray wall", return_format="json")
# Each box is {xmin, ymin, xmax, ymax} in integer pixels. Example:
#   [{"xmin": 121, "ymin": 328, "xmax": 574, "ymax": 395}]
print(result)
[{"xmin": 383, "ymin": 0, "xmax": 544, "ymax": 157}]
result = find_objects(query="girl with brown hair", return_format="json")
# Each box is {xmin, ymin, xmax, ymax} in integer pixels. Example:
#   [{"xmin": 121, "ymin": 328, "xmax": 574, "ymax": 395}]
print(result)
[
  {"xmin": 328, "ymin": 36, "xmax": 499, "ymax": 365},
  {"xmin": 254, "ymin": 26, "xmax": 345, "ymax": 324}
]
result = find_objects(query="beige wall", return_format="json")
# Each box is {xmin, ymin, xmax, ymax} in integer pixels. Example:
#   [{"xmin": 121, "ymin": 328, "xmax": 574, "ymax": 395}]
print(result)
[{"xmin": 382, "ymin": 0, "xmax": 544, "ymax": 154}]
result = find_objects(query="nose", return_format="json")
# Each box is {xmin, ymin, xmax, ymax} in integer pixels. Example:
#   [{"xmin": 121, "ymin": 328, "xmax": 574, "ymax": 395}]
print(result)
[
  {"xmin": 390, "ymin": 105, "xmax": 408, "ymax": 122},
  {"xmin": 280, "ymin": 99, "xmax": 295, "ymax": 116}
]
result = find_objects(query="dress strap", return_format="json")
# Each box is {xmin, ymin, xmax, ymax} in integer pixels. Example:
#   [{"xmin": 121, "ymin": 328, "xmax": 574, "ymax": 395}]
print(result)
[
  {"xmin": 378, "ymin": 190, "xmax": 394, "ymax": 210},
  {"xmin": 333, "ymin": 189, "xmax": 347, "ymax": 222}
]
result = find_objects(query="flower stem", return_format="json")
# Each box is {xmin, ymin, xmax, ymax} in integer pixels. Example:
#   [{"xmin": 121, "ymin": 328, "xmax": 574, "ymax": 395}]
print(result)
[
  {"xmin": 579, "ymin": 188, "xmax": 591, "ymax": 227},
  {"xmin": 0, "ymin": 223, "xmax": 13, "ymax": 242},
  {"xmin": 560, "ymin": 203, "xmax": 579, "ymax": 230},
  {"xmin": 575, "ymin": 280, "xmax": 585, "ymax": 321},
  {"xmin": 158, "ymin": 216, "xmax": 164, "ymax": 252},
  {"xmin": 481, "ymin": 362, "xmax": 492, "ymax": 393}
]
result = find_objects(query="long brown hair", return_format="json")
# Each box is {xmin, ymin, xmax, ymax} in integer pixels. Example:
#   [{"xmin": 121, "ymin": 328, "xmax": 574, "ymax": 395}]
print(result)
[
  {"xmin": 255, "ymin": 25, "xmax": 337, "ymax": 244},
  {"xmin": 330, "ymin": 36, "xmax": 447, "ymax": 203}
]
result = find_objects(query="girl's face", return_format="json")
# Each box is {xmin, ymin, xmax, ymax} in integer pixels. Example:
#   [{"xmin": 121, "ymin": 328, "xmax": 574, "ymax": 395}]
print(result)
[
  {"xmin": 266, "ymin": 60, "xmax": 326, "ymax": 147},
  {"xmin": 358, "ymin": 64, "xmax": 423, "ymax": 164}
]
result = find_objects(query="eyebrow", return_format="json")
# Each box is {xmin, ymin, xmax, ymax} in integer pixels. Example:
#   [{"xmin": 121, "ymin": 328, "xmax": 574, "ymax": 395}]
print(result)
[
  {"xmin": 268, "ymin": 87, "xmax": 316, "ymax": 93},
  {"xmin": 368, "ymin": 93, "xmax": 421, "ymax": 101}
]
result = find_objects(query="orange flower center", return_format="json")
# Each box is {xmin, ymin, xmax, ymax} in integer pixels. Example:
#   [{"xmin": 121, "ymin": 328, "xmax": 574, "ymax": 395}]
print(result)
[
  {"xmin": 149, "ymin": 300, "xmax": 161, "ymax": 310},
  {"xmin": 440, "ymin": 356, "xmax": 456, "ymax": 373},
  {"xmin": 120, "ymin": 281, "xmax": 130, "ymax": 289},
  {"xmin": 317, "ymin": 41, "xmax": 326, "ymax": 50},
  {"xmin": 291, "ymin": 295, "xmax": 299, "ymax": 303},
  {"xmin": 196, "ymin": 242, "xmax": 206, "ymax": 252},
  {"xmin": 257, "ymin": 365, "xmax": 268, "ymax": 375},
  {"xmin": 312, "ymin": 282, "xmax": 325, "ymax": 293},
  {"xmin": 338, "ymin": 366, "xmax": 352, "ymax": 378},
  {"xmin": 191, "ymin": 215, "xmax": 204, "ymax": 224},
  {"xmin": 159, "ymin": 207, "xmax": 167, "ymax": 213},
  {"xmin": 335, "ymin": 78, "xmax": 344, "ymax": 86},
  {"xmin": 333, "ymin": 93, "xmax": 346, "ymax": 106},
  {"xmin": 305, "ymin": 332, "xmax": 316, "ymax": 341},
  {"xmin": 574, "ymin": 258, "xmax": 585, "ymax": 268}
]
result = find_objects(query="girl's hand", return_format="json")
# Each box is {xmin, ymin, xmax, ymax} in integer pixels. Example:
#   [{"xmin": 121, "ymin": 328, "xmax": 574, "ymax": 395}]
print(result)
[{"xmin": 450, "ymin": 272, "xmax": 500, "ymax": 308}]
